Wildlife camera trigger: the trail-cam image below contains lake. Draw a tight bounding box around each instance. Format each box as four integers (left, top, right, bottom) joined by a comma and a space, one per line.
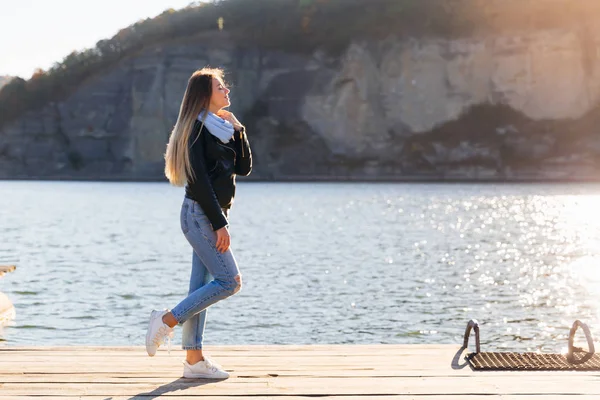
1, 181, 599, 352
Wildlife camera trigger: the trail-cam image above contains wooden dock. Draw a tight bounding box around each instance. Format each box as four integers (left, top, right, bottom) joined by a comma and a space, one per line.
0, 345, 598, 399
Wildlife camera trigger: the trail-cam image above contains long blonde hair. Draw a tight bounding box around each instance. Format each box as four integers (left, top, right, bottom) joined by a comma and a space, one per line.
164, 67, 225, 186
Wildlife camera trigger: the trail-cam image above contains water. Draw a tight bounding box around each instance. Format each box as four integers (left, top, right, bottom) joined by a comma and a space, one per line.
0, 181, 599, 352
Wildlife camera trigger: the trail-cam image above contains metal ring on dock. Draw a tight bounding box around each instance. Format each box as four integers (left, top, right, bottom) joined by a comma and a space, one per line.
568, 320, 595, 361
463, 319, 480, 353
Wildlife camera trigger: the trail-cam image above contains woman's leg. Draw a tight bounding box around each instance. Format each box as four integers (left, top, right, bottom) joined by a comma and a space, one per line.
168, 200, 241, 328
181, 250, 211, 364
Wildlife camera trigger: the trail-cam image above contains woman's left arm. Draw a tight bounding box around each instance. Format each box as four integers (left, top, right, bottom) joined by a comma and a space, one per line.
234, 127, 252, 176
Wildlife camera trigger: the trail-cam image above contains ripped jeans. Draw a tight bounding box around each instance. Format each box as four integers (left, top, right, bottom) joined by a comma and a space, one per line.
171, 196, 242, 350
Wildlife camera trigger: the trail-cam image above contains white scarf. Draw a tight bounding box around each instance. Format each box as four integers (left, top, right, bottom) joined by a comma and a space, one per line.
198, 110, 234, 144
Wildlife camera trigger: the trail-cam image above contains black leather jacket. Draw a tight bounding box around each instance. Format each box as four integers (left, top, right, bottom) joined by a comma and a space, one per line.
184, 119, 252, 230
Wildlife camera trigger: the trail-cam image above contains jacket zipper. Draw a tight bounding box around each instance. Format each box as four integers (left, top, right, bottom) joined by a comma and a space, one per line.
216, 140, 237, 160
240, 131, 245, 157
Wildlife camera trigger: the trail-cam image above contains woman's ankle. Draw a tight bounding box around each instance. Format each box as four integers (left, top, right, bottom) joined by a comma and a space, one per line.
186, 350, 204, 364
186, 355, 205, 364
162, 312, 178, 328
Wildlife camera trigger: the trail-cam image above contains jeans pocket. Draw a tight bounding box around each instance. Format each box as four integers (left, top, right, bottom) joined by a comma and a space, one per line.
181, 203, 190, 234
192, 212, 213, 236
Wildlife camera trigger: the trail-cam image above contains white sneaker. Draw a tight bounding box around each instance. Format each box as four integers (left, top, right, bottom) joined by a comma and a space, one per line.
204, 356, 224, 370
145, 309, 174, 357
183, 358, 230, 379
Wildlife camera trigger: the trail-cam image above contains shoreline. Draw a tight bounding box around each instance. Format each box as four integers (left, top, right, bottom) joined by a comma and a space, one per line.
2, 175, 600, 184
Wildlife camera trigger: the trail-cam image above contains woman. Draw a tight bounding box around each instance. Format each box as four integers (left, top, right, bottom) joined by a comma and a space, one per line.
145, 67, 252, 379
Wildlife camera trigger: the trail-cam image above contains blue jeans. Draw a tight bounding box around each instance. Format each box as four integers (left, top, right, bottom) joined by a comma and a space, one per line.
171, 197, 241, 350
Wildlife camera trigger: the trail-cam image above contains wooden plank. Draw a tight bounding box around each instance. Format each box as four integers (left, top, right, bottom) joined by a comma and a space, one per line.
4, 367, 595, 377
3, 361, 598, 376
0, 344, 455, 352
0, 394, 598, 400
0, 377, 599, 396
1, 367, 598, 379
1, 397, 598, 400
0, 344, 471, 358
0, 374, 598, 384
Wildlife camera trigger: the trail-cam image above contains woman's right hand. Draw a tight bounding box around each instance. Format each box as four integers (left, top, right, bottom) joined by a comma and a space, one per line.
215, 226, 231, 253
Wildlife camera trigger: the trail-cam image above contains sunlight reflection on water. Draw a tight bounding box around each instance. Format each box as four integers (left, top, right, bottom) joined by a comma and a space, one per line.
0, 181, 598, 352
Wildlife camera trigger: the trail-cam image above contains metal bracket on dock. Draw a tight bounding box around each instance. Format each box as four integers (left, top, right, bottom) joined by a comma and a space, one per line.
463, 318, 599, 370
568, 320, 595, 361
463, 319, 480, 353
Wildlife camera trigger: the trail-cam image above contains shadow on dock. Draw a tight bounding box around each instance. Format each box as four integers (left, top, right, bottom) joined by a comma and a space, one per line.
126, 377, 226, 399
451, 346, 472, 370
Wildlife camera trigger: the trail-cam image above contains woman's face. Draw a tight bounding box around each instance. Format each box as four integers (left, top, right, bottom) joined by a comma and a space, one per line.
209, 77, 231, 111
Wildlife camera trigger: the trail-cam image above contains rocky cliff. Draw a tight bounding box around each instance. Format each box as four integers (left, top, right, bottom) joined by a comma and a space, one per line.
2, 27, 600, 181
0, 76, 13, 90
